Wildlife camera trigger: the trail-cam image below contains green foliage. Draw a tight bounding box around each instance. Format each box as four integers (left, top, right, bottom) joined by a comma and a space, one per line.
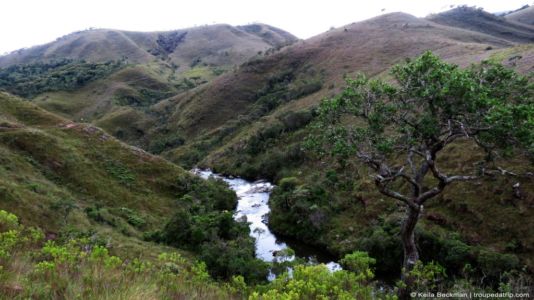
403, 261, 447, 291
113, 87, 175, 107
199, 237, 270, 284
158, 209, 269, 283
269, 182, 331, 244
245, 68, 323, 122
0, 209, 44, 262
0, 59, 123, 98
148, 132, 185, 154
476, 249, 520, 279
278, 177, 299, 192
353, 222, 523, 285
355, 223, 403, 277
340, 251, 376, 278
246, 110, 313, 157
117, 207, 146, 228
309, 51, 533, 162
251, 264, 386, 300
0, 210, 19, 232
0, 209, 241, 299
104, 160, 136, 186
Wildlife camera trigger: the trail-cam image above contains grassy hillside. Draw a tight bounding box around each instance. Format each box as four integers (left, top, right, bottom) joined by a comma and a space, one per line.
0, 25, 297, 68
194, 51, 534, 281
505, 5, 534, 26
141, 13, 534, 285
0, 59, 124, 98
32, 63, 177, 146
0, 92, 276, 286
0, 24, 296, 149
427, 6, 534, 43
151, 12, 519, 160
0, 8, 532, 297
0, 93, 409, 299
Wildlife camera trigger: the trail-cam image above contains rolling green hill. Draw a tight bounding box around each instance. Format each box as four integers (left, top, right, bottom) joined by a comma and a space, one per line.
0, 24, 296, 148
0, 92, 276, 288
0, 94, 396, 299
0, 90, 230, 246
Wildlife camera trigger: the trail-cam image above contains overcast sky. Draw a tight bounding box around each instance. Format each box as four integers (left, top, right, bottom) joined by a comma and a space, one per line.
0, 0, 531, 54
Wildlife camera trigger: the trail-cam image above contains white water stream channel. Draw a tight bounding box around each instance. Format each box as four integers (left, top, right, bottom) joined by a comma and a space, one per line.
193, 169, 341, 278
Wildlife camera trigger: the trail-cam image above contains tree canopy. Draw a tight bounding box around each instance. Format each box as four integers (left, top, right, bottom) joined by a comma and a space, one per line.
309, 51, 533, 209
307, 51, 533, 298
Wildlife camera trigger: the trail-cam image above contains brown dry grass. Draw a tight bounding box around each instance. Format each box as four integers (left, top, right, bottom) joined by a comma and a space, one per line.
155, 12, 521, 139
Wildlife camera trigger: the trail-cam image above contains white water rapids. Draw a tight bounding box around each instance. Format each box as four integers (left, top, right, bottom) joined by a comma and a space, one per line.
193, 169, 341, 276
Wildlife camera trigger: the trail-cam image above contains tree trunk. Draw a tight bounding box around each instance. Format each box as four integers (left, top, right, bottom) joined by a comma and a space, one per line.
398, 206, 420, 300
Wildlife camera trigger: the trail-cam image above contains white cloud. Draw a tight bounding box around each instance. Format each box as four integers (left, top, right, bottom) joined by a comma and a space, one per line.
0, 0, 530, 54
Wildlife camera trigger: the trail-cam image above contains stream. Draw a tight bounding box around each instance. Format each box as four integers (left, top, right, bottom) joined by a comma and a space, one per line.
193, 169, 341, 277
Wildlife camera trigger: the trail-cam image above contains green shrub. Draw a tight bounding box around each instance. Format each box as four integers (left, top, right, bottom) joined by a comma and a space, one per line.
157, 206, 268, 283
0, 210, 19, 232
148, 133, 185, 154
405, 261, 447, 292
251, 264, 380, 299
269, 183, 331, 244
356, 224, 403, 278
0, 59, 123, 98
199, 238, 269, 284
104, 160, 135, 186
476, 249, 520, 279
118, 207, 146, 228
278, 177, 299, 191
340, 251, 376, 277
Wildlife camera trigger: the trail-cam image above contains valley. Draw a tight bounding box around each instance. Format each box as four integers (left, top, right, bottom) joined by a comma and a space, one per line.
0, 4, 533, 299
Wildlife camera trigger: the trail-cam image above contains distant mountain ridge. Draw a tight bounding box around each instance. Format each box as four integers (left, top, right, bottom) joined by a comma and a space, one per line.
0, 23, 298, 68
427, 6, 534, 43
504, 5, 534, 26
152, 11, 523, 141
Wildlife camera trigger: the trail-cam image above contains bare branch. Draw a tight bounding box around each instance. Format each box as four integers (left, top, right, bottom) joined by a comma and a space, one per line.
417, 182, 446, 204
446, 175, 479, 182
373, 175, 419, 210
417, 150, 479, 204
497, 167, 517, 176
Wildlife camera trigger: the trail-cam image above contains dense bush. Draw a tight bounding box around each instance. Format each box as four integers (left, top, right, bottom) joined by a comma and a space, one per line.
169, 174, 237, 211
269, 179, 331, 244
158, 209, 269, 283
0, 59, 123, 98
278, 109, 314, 132
113, 87, 176, 107
247, 68, 323, 120
150, 176, 270, 283
246, 110, 313, 156
251, 252, 383, 300
357, 224, 523, 285
148, 132, 185, 154
199, 237, 270, 283
355, 223, 403, 279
